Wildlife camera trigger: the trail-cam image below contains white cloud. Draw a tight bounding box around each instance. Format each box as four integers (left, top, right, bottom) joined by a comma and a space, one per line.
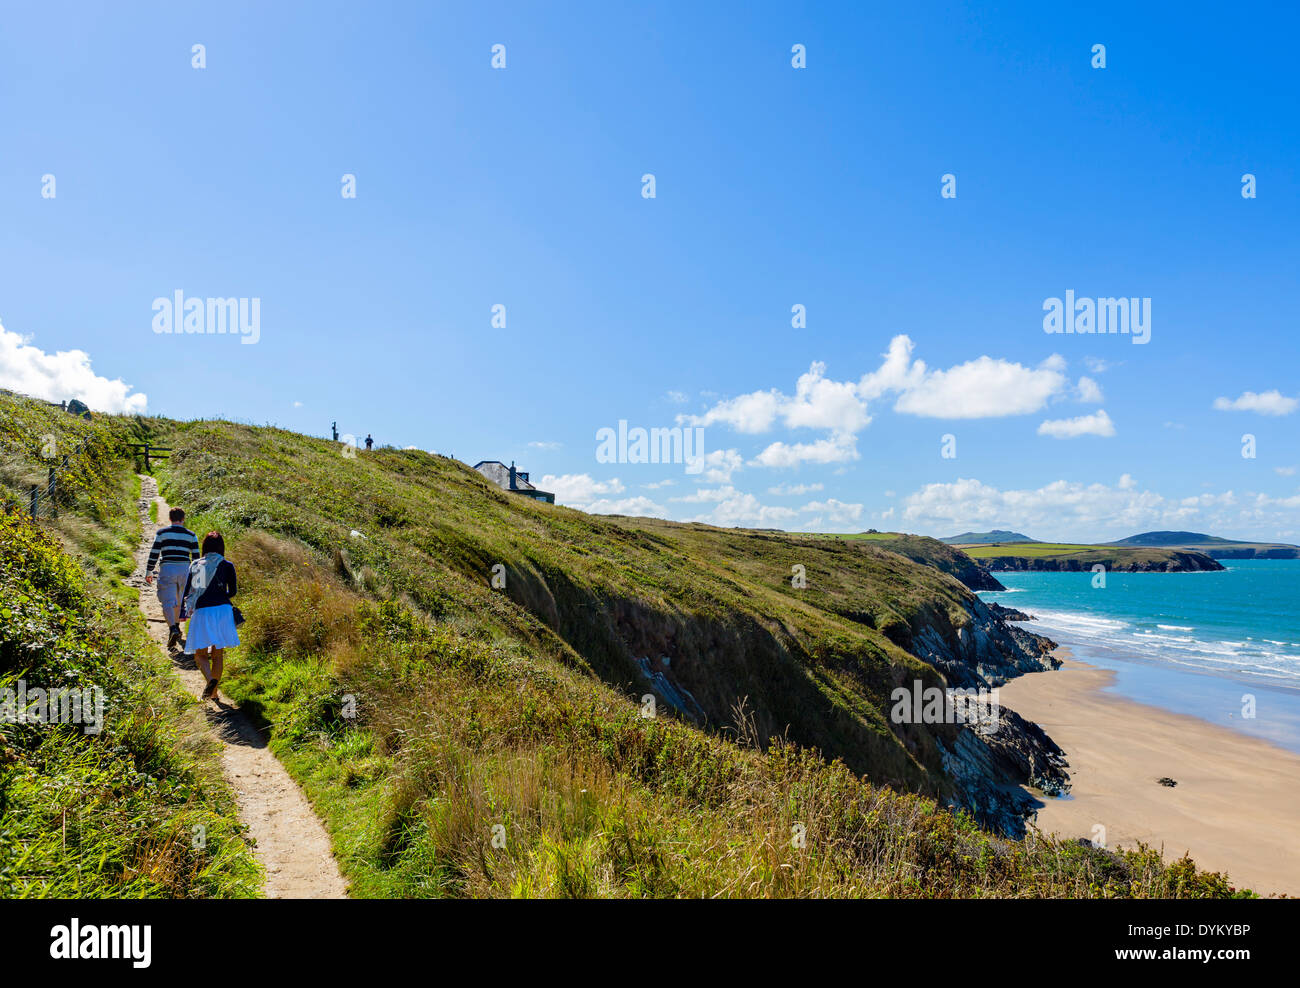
528, 440, 562, 450
1076, 376, 1104, 403
681, 335, 1075, 472
672, 485, 862, 529
679, 363, 871, 437
576, 496, 668, 518
857, 335, 1069, 418
751, 433, 858, 468
1213, 390, 1298, 416
672, 485, 738, 504
891, 352, 1068, 418
292, 400, 303, 408
782, 362, 871, 433
800, 498, 864, 524
664, 390, 689, 404
643, 478, 676, 489
858, 335, 929, 400
1037, 409, 1116, 439
678, 389, 781, 433
1118, 473, 1137, 490
898, 476, 1292, 543
697, 447, 743, 483
1276, 466, 1298, 478
0, 322, 147, 413
539, 474, 624, 503
768, 482, 824, 495
542, 474, 667, 517
689, 492, 798, 528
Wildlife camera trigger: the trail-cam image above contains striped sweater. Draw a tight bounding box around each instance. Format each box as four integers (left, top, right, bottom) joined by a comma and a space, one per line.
146, 525, 200, 572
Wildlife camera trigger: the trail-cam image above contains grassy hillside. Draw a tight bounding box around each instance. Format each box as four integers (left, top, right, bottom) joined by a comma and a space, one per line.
0, 397, 260, 897
1107, 531, 1300, 559
808, 532, 1006, 590
109, 408, 1240, 897
940, 530, 1036, 545
0, 393, 1253, 896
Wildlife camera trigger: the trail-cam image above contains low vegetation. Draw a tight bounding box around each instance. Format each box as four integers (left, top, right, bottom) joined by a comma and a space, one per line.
0, 396, 260, 897
0, 393, 1254, 897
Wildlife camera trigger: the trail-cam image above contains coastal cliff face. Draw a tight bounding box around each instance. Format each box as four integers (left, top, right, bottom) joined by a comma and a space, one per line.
898, 595, 1060, 689
1204, 547, 1300, 559
512, 529, 1067, 836
149, 419, 1072, 839
867, 534, 1008, 591
978, 550, 1224, 573
879, 588, 1069, 834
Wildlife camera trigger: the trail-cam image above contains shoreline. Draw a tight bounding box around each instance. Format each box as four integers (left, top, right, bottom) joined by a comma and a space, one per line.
999, 648, 1300, 897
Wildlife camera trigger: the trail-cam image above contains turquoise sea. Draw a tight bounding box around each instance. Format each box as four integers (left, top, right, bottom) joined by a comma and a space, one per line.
980, 560, 1300, 753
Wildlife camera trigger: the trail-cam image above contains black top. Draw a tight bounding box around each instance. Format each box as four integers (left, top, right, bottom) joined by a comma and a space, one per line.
183, 559, 238, 610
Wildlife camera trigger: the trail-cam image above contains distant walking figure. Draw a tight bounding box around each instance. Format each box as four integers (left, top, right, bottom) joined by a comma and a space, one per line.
181, 531, 240, 700
144, 507, 200, 651
365, 434, 374, 450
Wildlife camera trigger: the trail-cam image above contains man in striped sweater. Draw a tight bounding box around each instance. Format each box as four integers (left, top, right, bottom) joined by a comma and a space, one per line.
145, 507, 201, 650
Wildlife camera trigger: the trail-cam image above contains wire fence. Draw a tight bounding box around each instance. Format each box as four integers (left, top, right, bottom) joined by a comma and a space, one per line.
6, 436, 93, 522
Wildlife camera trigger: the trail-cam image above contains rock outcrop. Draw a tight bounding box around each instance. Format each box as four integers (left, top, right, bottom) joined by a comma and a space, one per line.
978, 550, 1223, 573
884, 591, 1068, 835
891, 596, 1060, 690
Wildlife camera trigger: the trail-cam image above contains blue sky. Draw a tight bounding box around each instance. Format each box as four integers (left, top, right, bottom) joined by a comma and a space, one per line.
2, 1, 1297, 541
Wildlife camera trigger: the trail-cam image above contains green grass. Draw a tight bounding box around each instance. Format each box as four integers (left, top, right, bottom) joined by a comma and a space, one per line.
960, 542, 1219, 569
962, 542, 1112, 558
811, 531, 901, 541
0, 393, 1255, 897
130, 409, 1248, 897
0, 395, 261, 898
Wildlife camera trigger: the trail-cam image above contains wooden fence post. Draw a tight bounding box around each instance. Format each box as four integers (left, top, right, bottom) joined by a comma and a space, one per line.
48, 467, 57, 519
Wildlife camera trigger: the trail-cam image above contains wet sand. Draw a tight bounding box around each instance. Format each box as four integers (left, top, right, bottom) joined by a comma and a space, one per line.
999, 650, 1300, 897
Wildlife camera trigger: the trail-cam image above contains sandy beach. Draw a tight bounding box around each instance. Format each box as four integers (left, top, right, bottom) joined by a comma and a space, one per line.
999, 650, 1300, 897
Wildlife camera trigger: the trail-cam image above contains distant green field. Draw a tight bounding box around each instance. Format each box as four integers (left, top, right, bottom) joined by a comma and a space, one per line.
959, 542, 1108, 558
958, 542, 1223, 571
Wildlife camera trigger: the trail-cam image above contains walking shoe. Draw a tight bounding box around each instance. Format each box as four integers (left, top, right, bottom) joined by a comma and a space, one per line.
167, 626, 181, 650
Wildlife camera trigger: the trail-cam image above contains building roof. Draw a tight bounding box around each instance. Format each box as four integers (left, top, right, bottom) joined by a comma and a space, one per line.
472, 460, 552, 499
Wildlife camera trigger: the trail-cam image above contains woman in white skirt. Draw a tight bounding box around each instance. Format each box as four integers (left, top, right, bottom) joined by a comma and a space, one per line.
181, 531, 240, 700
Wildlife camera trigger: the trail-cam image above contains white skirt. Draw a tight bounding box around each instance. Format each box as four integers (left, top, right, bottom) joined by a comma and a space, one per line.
187, 604, 240, 651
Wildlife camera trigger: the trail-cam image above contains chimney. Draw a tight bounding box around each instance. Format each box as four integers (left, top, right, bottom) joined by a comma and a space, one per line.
509, 461, 516, 489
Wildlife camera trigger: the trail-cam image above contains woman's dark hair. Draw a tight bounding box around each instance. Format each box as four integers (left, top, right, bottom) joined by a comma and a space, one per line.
201, 531, 225, 556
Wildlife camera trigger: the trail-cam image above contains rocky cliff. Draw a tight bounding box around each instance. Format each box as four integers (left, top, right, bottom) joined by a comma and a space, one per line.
1203, 547, 1300, 559
869, 534, 1007, 590
978, 550, 1224, 573
881, 588, 1069, 833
